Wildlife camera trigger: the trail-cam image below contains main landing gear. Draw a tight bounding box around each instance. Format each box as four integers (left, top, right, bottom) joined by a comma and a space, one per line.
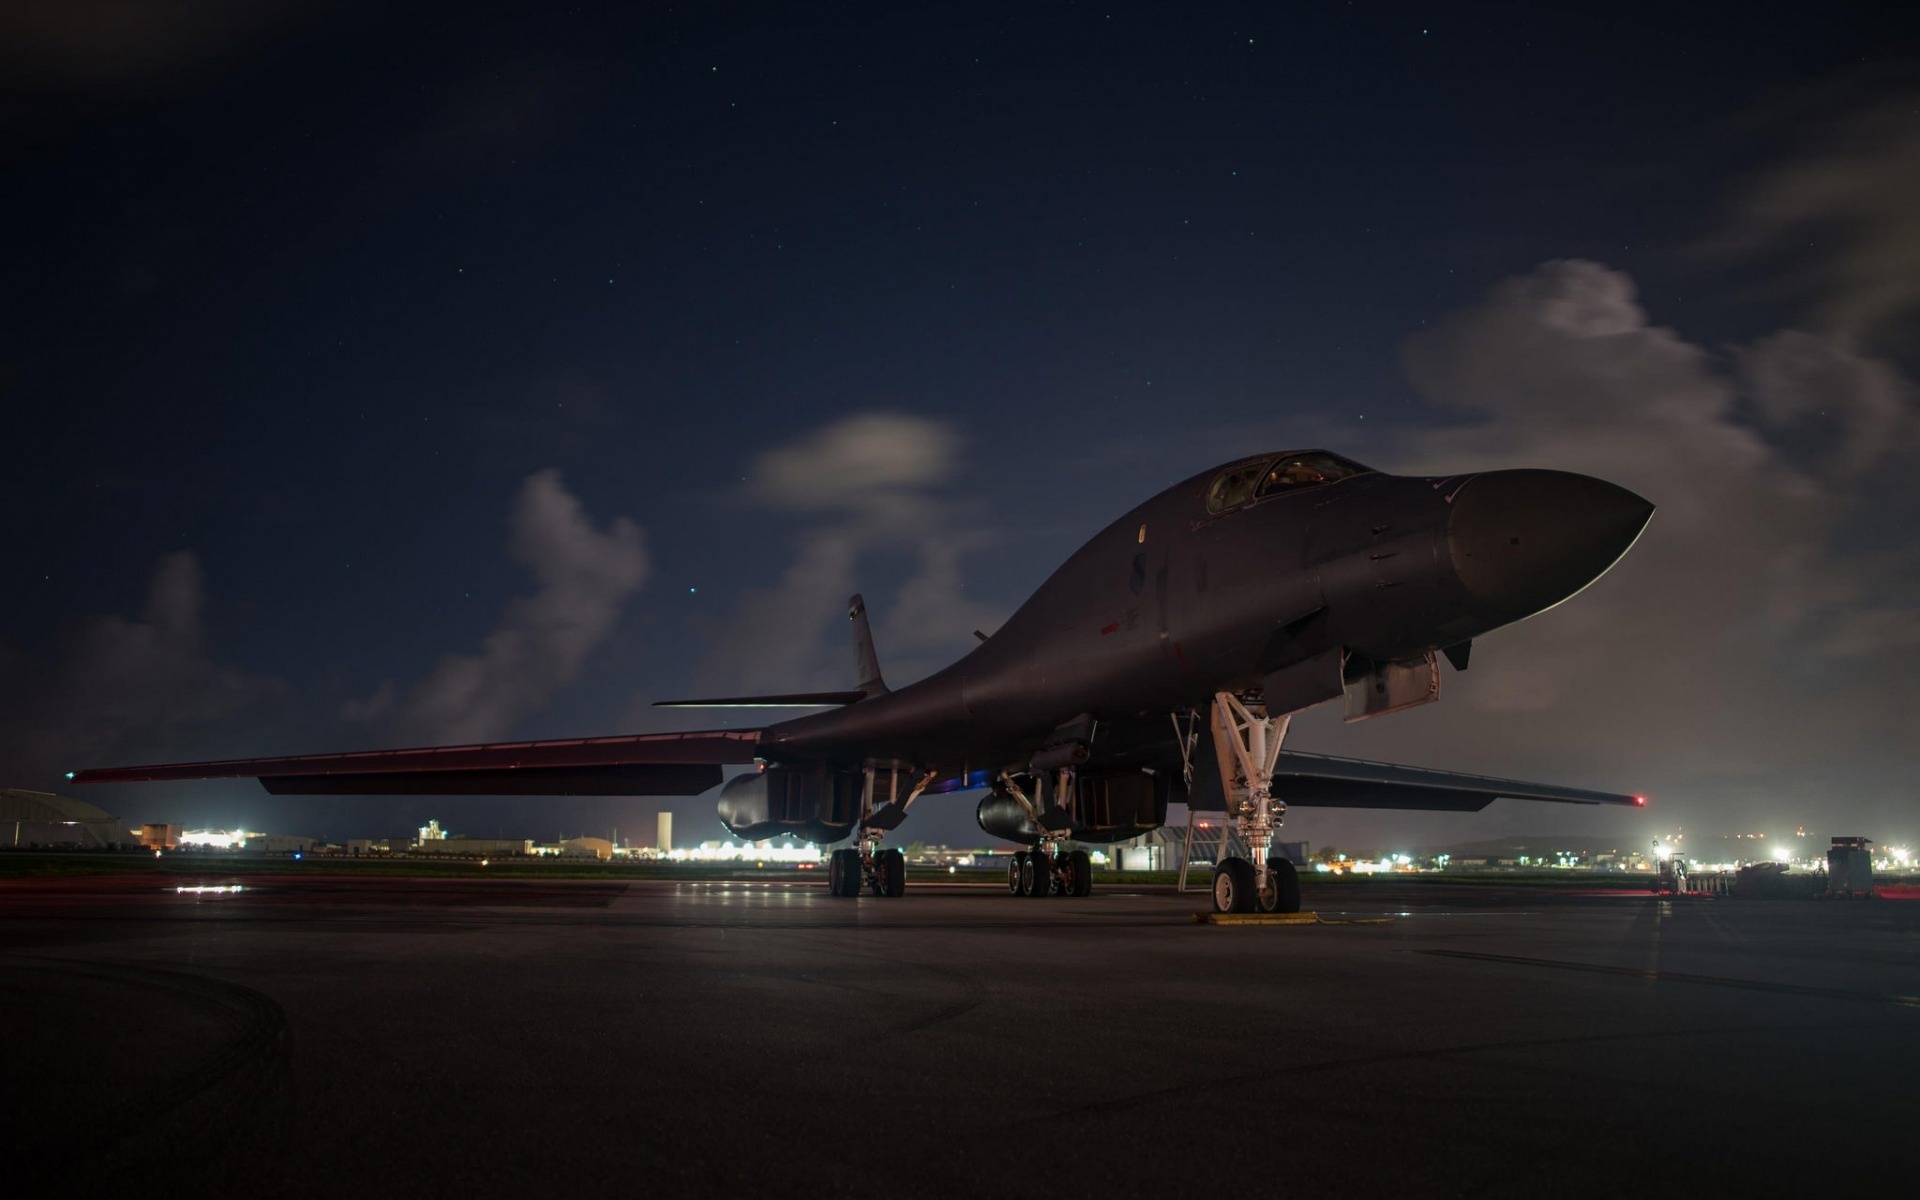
829, 845, 903, 897
1006, 845, 1094, 898
1205, 691, 1304, 915
828, 764, 935, 899
993, 768, 1095, 899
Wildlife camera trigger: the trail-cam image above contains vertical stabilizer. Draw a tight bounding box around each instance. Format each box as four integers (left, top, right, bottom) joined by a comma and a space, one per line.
849, 594, 890, 697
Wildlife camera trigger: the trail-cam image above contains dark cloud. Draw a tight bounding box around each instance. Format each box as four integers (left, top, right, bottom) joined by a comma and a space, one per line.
0, 552, 280, 784
0, 1, 320, 89
0, 0, 331, 155
348, 469, 648, 744
1710, 81, 1920, 347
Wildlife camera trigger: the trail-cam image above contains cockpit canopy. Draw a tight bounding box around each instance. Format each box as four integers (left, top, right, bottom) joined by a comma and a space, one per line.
1204, 450, 1374, 514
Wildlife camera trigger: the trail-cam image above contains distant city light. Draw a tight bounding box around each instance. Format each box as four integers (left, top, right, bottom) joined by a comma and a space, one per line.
660, 841, 823, 864
180, 829, 253, 850
175, 885, 244, 895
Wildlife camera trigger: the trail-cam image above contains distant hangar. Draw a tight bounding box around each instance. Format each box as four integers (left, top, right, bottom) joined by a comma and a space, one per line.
1, 789, 130, 849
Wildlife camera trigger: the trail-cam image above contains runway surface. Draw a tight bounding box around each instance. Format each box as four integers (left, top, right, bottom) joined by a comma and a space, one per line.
5, 873, 1916, 1198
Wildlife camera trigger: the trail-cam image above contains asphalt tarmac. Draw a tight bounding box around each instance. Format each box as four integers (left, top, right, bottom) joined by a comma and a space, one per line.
4, 872, 1916, 1199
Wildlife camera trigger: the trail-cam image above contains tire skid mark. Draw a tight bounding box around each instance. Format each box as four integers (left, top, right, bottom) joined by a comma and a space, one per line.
1006, 1016, 1880, 1131
2, 955, 291, 1159
1416, 947, 1920, 1008
766, 927, 989, 1040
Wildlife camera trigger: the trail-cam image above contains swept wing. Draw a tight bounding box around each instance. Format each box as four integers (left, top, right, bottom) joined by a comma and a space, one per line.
1179, 746, 1641, 813
71, 729, 760, 797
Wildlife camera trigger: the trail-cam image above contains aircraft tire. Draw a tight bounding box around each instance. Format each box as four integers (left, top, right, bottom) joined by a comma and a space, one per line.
1051, 852, 1073, 898
829, 848, 860, 897
1212, 857, 1255, 914
1021, 852, 1050, 898
1258, 858, 1301, 913
1066, 849, 1093, 897
1008, 852, 1028, 895
879, 848, 906, 897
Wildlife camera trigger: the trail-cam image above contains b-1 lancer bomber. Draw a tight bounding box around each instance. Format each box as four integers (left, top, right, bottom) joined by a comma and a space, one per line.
78, 450, 1654, 913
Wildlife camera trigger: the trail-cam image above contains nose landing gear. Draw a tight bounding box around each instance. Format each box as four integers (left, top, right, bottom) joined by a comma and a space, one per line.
1206, 692, 1303, 915
1211, 855, 1301, 914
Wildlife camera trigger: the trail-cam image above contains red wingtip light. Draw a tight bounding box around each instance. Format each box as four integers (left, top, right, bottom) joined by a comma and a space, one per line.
1633, 795, 1646, 806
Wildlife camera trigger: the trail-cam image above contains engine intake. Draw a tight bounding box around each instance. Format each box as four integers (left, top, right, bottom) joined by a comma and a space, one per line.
717, 765, 862, 844
976, 770, 1169, 846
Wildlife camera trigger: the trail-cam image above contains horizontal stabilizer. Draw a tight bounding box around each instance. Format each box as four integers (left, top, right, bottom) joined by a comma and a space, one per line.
652, 691, 869, 708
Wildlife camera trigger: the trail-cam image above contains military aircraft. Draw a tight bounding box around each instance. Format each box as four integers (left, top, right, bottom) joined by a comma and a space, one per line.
76, 449, 1653, 913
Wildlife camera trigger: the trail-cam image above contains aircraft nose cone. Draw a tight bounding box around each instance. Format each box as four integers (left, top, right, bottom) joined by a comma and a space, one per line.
1447, 469, 1654, 622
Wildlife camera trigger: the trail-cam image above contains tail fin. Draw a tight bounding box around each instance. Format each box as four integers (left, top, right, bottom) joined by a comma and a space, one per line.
849, 594, 889, 697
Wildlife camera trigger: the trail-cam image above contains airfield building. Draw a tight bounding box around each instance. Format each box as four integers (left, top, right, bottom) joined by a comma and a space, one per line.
1, 789, 130, 848
416, 837, 532, 857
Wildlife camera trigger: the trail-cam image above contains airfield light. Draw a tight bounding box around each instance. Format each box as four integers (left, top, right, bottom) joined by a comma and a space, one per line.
1772, 847, 1791, 864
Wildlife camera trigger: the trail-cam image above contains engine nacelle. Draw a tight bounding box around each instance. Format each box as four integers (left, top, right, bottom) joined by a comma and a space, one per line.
717, 765, 862, 844
976, 770, 1169, 846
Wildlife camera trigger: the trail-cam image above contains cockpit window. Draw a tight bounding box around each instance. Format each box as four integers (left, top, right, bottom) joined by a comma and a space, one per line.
1204, 462, 1270, 513
1254, 452, 1371, 496
1204, 451, 1373, 514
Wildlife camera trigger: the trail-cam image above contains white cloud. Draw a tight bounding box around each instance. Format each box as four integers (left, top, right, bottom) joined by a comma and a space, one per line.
754, 412, 960, 514
351, 469, 649, 744
696, 412, 1000, 693
1303, 261, 1920, 815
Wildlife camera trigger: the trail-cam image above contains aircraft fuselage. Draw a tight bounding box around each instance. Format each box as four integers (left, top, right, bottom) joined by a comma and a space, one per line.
760, 455, 1652, 773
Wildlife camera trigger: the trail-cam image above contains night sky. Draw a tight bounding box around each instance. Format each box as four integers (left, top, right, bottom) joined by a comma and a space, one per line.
8, 2, 1918, 852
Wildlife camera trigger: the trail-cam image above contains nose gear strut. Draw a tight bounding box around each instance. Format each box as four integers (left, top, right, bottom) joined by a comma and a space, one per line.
1207, 691, 1302, 914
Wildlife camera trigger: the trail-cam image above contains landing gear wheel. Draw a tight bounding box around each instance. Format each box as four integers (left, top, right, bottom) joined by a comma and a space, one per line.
1021, 851, 1052, 897
829, 848, 861, 897
878, 847, 906, 897
1063, 849, 1093, 898
1008, 851, 1028, 895
1212, 856, 1255, 914
1256, 858, 1301, 913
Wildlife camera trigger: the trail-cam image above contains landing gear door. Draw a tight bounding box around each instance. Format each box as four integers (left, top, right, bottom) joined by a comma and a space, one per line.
1342, 651, 1439, 722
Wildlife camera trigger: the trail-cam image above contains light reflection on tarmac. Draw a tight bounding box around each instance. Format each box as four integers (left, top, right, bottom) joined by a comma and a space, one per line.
4, 873, 1916, 1198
